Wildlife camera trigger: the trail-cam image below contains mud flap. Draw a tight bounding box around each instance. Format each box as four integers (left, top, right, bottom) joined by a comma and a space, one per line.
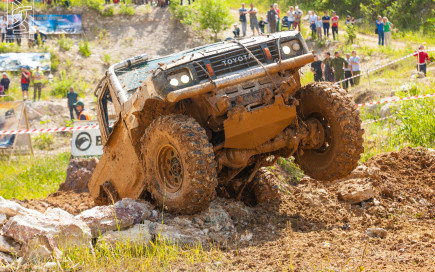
224, 95, 297, 149
88, 120, 146, 200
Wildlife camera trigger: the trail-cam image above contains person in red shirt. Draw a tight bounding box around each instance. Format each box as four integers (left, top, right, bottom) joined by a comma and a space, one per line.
331, 11, 339, 40
413, 45, 430, 76
20, 66, 31, 101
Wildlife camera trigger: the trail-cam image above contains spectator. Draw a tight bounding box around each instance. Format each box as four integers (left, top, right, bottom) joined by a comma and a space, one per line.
1, 16, 7, 43
293, 6, 303, 32
74, 101, 92, 121
351, 17, 356, 25
345, 15, 351, 25
349, 50, 361, 85
376, 15, 384, 46
413, 45, 430, 77
322, 52, 334, 82
266, 5, 277, 34
33, 66, 43, 101
21, 66, 31, 101
331, 11, 339, 40
287, 6, 295, 30
34, 29, 47, 46
6, 20, 13, 43
311, 54, 323, 82
249, 3, 260, 36
274, 3, 280, 32
309, 11, 317, 39
316, 15, 323, 40
13, 18, 21, 47
1, 73, 9, 94
343, 53, 354, 89
67, 87, 78, 120
239, 3, 248, 37
383, 17, 393, 47
105, 0, 110, 4
259, 16, 266, 34
233, 24, 240, 38
331, 51, 348, 88
322, 11, 330, 38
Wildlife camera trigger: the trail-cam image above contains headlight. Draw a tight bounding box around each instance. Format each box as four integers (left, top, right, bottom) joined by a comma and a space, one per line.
291, 42, 301, 51
282, 45, 291, 55
168, 68, 192, 87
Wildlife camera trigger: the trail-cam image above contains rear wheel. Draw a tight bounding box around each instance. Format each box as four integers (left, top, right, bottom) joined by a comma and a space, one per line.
141, 114, 218, 214
295, 82, 364, 181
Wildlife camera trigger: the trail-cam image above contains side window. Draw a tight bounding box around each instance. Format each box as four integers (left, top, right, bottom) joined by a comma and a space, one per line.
97, 82, 117, 143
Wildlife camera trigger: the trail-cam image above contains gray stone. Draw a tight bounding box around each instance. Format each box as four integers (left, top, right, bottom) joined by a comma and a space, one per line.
75, 198, 153, 237
366, 228, 387, 239
99, 224, 152, 248
0, 214, 6, 226
0, 252, 14, 265
338, 179, 376, 204
0, 235, 20, 255
2, 207, 91, 261
147, 221, 207, 246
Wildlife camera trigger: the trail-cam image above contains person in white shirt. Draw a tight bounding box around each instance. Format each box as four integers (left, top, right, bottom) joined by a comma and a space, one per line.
349, 50, 361, 85
248, 3, 260, 36
287, 6, 295, 30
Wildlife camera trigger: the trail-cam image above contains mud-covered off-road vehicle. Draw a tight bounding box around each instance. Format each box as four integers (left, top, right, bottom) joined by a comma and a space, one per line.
89, 31, 364, 214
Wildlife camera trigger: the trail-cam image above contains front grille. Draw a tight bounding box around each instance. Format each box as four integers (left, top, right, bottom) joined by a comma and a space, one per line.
193, 40, 279, 82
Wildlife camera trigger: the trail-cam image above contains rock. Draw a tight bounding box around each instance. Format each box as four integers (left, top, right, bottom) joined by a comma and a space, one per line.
99, 224, 152, 248
366, 228, 387, 239
2, 208, 91, 260
147, 221, 207, 246
58, 158, 99, 193
0, 252, 14, 265
0, 197, 43, 218
75, 198, 153, 237
338, 179, 376, 204
379, 103, 395, 118
0, 214, 6, 226
194, 201, 234, 233
252, 170, 281, 203
0, 235, 20, 255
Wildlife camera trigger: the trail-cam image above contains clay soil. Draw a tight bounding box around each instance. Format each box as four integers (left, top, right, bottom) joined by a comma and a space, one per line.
19, 147, 435, 271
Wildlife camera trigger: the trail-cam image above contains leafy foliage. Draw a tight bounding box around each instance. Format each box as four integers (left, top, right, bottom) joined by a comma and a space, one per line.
57, 34, 73, 51
197, 0, 232, 41
33, 133, 55, 150
345, 24, 356, 44
119, 4, 135, 16
79, 40, 91, 57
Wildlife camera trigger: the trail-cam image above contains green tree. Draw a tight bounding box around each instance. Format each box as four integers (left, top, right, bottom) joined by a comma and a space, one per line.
198, 0, 232, 41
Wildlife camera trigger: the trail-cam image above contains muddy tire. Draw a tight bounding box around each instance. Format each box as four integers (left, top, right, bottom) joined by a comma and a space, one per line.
141, 114, 218, 214
295, 82, 364, 181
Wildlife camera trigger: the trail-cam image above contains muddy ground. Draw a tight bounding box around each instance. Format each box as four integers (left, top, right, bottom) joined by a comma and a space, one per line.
13, 147, 435, 271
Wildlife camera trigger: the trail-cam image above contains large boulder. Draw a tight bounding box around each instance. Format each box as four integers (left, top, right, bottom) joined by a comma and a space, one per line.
75, 198, 153, 238
58, 158, 99, 193
337, 179, 376, 204
0, 214, 6, 226
99, 224, 152, 248
0, 197, 43, 218
2, 207, 91, 261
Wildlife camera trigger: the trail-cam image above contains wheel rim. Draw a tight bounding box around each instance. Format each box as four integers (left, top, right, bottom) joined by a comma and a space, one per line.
157, 144, 184, 193
306, 113, 332, 153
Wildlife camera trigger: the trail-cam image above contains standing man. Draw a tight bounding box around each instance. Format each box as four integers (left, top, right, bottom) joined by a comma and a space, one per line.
67, 87, 79, 120
322, 11, 330, 39
331, 51, 348, 88
349, 50, 361, 85
311, 55, 323, 82
331, 11, 339, 40
266, 5, 277, 34
249, 3, 260, 36
293, 6, 303, 32
239, 3, 248, 37
1, 73, 10, 93
287, 6, 295, 30
343, 53, 354, 90
413, 45, 430, 77
376, 16, 384, 46
322, 52, 334, 82
21, 66, 31, 101
33, 66, 43, 101
74, 101, 92, 121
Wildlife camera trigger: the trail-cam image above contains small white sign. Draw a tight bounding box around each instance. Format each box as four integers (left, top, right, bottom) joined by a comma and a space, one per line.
71, 121, 103, 157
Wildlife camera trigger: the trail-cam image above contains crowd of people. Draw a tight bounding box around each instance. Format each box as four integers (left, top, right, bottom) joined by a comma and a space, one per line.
310, 50, 361, 90
1, 17, 47, 47
0, 66, 47, 101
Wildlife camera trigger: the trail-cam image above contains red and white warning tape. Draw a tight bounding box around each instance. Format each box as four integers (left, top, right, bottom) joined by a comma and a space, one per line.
0, 125, 100, 135
335, 49, 434, 85
356, 93, 435, 107
361, 116, 392, 125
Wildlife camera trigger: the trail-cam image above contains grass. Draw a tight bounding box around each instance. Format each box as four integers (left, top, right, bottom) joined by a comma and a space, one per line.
0, 152, 70, 200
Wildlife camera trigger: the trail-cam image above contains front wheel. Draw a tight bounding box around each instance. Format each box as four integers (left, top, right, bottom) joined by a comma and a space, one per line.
141, 114, 218, 214
295, 82, 364, 181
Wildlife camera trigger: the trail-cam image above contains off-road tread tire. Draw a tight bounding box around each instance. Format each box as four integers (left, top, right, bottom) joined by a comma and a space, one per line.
141, 114, 218, 214
295, 82, 364, 181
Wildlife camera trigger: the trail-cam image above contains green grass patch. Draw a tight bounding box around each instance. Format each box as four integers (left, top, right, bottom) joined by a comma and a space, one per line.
0, 152, 70, 200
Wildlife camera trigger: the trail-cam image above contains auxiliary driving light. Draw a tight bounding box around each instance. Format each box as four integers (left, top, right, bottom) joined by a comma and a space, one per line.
282, 45, 291, 55
169, 78, 179, 86
180, 74, 190, 84
291, 42, 301, 51
168, 68, 192, 88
